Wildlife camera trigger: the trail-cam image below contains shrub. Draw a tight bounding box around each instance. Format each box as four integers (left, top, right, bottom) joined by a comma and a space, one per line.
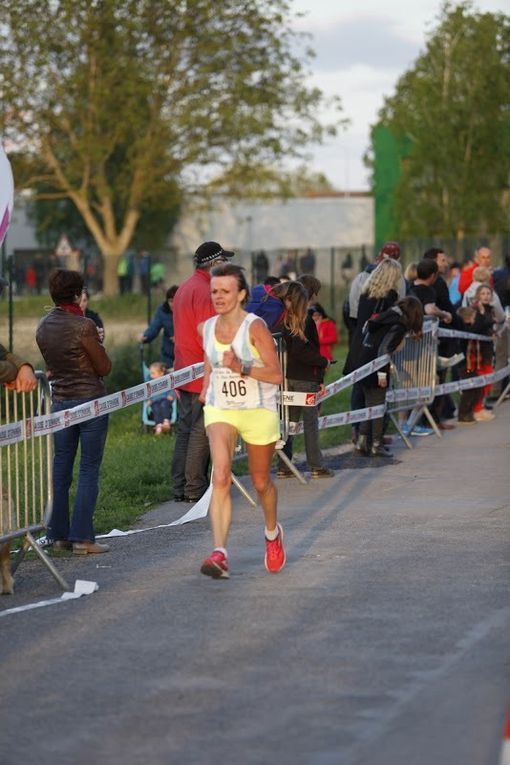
107, 343, 144, 392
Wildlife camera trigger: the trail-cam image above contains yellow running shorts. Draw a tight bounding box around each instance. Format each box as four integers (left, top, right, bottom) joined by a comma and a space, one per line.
204, 405, 280, 446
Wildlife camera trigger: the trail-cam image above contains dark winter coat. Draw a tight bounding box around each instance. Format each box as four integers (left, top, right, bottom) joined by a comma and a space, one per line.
346, 306, 408, 388
343, 290, 398, 376
284, 315, 328, 383
143, 302, 175, 368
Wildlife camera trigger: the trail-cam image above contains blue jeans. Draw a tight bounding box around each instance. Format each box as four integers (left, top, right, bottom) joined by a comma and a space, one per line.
171, 391, 210, 498
151, 398, 172, 425
49, 399, 109, 542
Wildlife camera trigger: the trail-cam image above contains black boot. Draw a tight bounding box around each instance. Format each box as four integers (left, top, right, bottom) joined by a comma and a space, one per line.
370, 440, 392, 458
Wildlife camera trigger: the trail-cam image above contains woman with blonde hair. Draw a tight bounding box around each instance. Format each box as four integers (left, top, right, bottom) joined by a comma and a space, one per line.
362, 257, 403, 301
404, 262, 418, 294
344, 258, 403, 447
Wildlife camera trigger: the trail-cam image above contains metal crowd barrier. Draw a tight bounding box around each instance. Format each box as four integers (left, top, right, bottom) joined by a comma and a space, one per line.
0, 373, 69, 594
386, 319, 441, 447
273, 333, 308, 483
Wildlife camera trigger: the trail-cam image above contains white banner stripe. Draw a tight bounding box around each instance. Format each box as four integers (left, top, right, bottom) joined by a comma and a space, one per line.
0, 579, 98, 618
438, 328, 494, 341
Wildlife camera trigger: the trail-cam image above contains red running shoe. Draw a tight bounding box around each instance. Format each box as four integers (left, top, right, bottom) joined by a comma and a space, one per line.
264, 523, 286, 574
200, 550, 229, 579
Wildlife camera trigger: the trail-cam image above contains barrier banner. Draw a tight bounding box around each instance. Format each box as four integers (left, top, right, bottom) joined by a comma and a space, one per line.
438, 328, 495, 342
0, 362, 204, 446
386, 386, 433, 403
0, 349, 507, 446
282, 355, 391, 408
434, 363, 510, 396
289, 404, 386, 435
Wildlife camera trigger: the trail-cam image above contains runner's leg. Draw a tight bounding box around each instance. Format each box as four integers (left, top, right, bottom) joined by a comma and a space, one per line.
206, 422, 237, 549
246, 442, 278, 531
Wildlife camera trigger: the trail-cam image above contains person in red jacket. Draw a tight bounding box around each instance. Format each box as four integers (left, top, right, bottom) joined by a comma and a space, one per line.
458, 246, 492, 295
311, 303, 338, 362
171, 241, 235, 502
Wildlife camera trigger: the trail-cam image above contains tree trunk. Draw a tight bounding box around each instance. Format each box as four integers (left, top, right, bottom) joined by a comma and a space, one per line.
455, 228, 465, 261
102, 250, 123, 296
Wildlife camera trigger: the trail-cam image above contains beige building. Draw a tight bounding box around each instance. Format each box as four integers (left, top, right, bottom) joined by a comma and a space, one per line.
169, 193, 375, 284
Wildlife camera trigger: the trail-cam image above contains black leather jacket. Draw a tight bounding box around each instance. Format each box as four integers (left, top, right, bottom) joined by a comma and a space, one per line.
36, 308, 111, 400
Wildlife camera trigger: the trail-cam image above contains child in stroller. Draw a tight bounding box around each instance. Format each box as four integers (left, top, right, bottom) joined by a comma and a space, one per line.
144, 360, 176, 435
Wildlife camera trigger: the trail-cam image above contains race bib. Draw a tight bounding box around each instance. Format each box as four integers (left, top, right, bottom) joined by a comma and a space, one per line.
212, 367, 258, 409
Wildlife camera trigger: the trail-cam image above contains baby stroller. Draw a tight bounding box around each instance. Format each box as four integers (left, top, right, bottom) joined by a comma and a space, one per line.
139, 344, 177, 433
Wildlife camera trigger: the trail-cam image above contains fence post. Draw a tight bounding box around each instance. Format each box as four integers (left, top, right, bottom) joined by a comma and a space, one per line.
330, 247, 336, 321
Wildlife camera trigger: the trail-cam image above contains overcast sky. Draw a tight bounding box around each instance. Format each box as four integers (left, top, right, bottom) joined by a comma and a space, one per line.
291, 0, 509, 191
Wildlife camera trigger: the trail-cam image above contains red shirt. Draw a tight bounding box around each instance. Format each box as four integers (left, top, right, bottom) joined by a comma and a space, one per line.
458, 261, 493, 295
316, 318, 338, 361
458, 262, 477, 295
172, 269, 215, 393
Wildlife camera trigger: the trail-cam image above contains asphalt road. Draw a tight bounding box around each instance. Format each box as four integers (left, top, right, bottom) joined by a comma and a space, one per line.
2, 404, 510, 765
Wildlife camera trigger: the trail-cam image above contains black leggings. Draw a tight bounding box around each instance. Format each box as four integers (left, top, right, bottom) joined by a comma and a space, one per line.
360, 384, 386, 443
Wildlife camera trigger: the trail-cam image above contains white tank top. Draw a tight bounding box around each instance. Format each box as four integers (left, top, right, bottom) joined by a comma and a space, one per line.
203, 313, 278, 411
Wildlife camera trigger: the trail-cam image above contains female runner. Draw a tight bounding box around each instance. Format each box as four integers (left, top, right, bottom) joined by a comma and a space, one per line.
198, 263, 285, 579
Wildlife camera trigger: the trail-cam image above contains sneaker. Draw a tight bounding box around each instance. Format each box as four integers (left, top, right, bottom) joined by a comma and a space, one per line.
200, 550, 229, 579
310, 467, 335, 478
400, 422, 410, 436
410, 424, 434, 436
265, 523, 286, 574
473, 409, 495, 422
276, 468, 293, 479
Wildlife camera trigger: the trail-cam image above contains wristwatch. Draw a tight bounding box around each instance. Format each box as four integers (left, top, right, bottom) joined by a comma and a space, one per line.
240, 361, 252, 378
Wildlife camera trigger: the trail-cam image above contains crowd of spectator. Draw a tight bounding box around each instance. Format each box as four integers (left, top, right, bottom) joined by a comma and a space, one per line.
2, 239, 509, 578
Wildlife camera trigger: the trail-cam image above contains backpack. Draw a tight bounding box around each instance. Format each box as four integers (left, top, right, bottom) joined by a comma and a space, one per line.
246, 284, 286, 331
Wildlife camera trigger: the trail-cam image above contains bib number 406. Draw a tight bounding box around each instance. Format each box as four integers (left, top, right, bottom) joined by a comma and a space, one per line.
222, 379, 247, 398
